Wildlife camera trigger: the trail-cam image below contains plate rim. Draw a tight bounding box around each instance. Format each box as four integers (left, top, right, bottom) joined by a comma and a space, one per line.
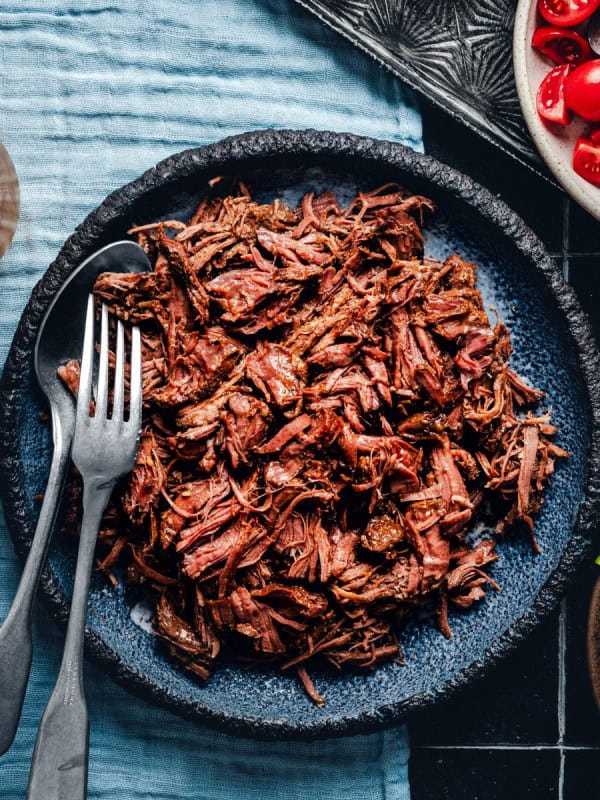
1, 128, 600, 739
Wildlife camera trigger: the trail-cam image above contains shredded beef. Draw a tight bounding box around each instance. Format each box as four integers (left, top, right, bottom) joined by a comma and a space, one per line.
64, 180, 567, 704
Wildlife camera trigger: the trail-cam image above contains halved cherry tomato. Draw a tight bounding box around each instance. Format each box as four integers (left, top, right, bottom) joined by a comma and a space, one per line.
538, 0, 600, 27
564, 59, 600, 121
536, 63, 574, 124
532, 27, 593, 65
573, 135, 600, 184
590, 128, 600, 144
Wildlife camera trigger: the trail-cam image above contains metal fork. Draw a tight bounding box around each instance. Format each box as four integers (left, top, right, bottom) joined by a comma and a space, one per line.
26, 297, 142, 800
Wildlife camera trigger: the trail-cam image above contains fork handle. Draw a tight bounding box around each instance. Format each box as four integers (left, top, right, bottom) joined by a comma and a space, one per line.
27, 481, 113, 800
0, 418, 71, 756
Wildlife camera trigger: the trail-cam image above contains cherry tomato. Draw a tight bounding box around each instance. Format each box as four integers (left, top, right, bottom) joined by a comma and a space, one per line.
538, 0, 600, 27
536, 63, 574, 124
573, 135, 600, 184
532, 27, 593, 65
564, 60, 600, 121
590, 128, 600, 144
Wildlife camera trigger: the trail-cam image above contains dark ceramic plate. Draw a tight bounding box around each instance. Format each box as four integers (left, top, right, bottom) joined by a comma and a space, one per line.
293, 0, 546, 177
1, 130, 599, 740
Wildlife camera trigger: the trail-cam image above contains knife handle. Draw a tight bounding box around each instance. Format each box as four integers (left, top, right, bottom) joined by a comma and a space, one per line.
0, 429, 70, 756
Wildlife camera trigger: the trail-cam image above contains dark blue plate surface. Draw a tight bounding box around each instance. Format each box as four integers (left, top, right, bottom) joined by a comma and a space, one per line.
1, 130, 599, 739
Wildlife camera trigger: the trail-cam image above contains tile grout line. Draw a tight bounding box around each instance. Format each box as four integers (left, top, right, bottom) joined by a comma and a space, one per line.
549, 252, 600, 259
559, 199, 569, 800
414, 744, 598, 751
562, 198, 570, 283
558, 597, 568, 800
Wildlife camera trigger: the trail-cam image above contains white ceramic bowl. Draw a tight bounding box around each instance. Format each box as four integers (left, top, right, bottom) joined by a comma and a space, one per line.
513, 0, 600, 221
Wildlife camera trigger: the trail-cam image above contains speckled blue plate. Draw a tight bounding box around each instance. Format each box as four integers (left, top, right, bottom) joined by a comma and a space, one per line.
1, 130, 599, 740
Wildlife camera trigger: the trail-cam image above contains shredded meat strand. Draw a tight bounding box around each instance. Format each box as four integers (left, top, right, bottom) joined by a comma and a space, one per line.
63, 180, 567, 704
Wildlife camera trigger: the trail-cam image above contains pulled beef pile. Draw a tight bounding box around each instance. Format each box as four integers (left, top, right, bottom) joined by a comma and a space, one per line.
69, 181, 567, 704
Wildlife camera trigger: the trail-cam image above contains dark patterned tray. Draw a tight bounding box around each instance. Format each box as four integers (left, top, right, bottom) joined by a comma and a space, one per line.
294, 0, 543, 174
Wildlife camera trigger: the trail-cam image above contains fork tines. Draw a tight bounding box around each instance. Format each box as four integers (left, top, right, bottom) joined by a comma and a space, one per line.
77, 295, 142, 426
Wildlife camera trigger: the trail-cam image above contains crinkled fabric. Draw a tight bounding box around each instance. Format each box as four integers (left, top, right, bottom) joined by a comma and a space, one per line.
0, 1, 420, 797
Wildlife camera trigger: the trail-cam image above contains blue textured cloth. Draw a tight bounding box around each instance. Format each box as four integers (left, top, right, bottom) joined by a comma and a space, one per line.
0, 1, 421, 798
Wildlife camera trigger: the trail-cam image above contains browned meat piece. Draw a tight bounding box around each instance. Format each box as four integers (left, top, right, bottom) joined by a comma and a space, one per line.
151, 327, 243, 408
129, 547, 177, 587
189, 327, 245, 376
57, 359, 80, 397
455, 327, 495, 386
423, 293, 471, 324
223, 392, 271, 467
420, 525, 451, 591
361, 514, 405, 553
430, 435, 471, 529
256, 227, 329, 267
176, 384, 238, 440
159, 235, 210, 323
508, 368, 546, 407
306, 341, 361, 369
209, 586, 286, 655
160, 495, 195, 550
445, 541, 500, 609
245, 341, 307, 410
263, 454, 304, 489
284, 512, 332, 584
389, 308, 444, 405
94, 271, 168, 324
235, 288, 303, 334
151, 370, 209, 408
332, 555, 421, 605
183, 517, 270, 581
397, 411, 445, 441
122, 429, 166, 525
304, 365, 380, 413
80, 180, 566, 706
329, 529, 359, 577
444, 254, 477, 289
517, 424, 540, 524
176, 500, 240, 552
362, 346, 392, 405
154, 594, 213, 680
206, 268, 274, 321
160, 466, 233, 550
252, 583, 328, 619
255, 413, 312, 454
338, 425, 420, 489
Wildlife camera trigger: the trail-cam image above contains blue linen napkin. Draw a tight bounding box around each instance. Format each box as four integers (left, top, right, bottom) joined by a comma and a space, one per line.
0, 1, 421, 797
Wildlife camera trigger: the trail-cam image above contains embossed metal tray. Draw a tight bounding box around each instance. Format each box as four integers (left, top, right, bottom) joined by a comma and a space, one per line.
294, 0, 544, 175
